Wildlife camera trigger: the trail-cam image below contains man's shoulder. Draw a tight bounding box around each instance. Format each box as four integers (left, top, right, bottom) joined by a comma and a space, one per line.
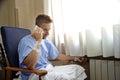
19, 35, 35, 46
20, 35, 33, 43
43, 38, 52, 43
21, 35, 31, 40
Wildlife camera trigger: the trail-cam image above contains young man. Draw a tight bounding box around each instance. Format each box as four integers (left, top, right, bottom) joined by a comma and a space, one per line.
18, 14, 87, 80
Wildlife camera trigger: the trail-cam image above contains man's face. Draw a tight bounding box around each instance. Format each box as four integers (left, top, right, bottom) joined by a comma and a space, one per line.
40, 23, 51, 39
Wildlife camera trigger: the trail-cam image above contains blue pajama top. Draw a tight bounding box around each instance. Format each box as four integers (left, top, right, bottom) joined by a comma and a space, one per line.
18, 35, 59, 80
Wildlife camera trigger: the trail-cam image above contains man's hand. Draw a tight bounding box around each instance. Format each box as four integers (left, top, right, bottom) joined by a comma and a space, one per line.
74, 56, 87, 62
33, 27, 44, 41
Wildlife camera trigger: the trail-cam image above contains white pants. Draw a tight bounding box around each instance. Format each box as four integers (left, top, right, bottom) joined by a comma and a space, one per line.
28, 64, 87, 80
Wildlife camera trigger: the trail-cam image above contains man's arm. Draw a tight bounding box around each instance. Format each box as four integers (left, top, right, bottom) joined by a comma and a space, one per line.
23, 50, 39, 69
23, 41, 40, 69
56, 53, 73, 61
56, 53, 86, 62
23, 27, 43, 69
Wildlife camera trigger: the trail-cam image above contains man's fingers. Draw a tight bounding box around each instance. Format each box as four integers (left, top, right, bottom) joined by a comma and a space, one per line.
76, 58, 82, 62
77, 57, 88, 62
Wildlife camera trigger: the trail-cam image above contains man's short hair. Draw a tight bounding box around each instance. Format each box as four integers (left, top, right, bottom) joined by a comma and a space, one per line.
35, 14, 52, 26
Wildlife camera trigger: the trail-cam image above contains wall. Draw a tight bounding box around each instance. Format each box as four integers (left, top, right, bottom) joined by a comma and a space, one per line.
0, 0, 44, 30
15, 0, 44, 30
0, 0, 16, 27
0, 0, 45, 42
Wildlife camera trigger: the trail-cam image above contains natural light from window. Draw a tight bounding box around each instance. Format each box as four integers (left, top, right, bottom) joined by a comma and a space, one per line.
47, 0, 120, 57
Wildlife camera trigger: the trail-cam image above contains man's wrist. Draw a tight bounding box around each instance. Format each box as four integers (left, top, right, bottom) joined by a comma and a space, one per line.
36, 41, 41, 45
33, 41, 40, 52
33, 47, 39, 52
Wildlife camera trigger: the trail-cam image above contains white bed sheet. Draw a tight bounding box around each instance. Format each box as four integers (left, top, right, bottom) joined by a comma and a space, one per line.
29, 64, 87, 80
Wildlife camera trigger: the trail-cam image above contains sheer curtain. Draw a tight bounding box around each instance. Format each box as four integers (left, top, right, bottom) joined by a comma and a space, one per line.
47, 0, 120, 58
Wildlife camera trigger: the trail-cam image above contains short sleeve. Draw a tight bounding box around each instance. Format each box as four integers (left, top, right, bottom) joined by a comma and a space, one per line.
18, 36, 34, 64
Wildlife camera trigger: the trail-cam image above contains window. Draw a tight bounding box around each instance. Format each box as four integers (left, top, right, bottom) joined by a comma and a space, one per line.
46, 0, 120, 58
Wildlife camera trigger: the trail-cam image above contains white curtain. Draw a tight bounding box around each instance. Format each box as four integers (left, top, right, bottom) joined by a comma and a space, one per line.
47, 0, 120, 58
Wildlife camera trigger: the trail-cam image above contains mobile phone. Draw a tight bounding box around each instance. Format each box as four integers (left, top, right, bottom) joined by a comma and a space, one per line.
34, 25, 44, 34
34, 25, 39, 30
